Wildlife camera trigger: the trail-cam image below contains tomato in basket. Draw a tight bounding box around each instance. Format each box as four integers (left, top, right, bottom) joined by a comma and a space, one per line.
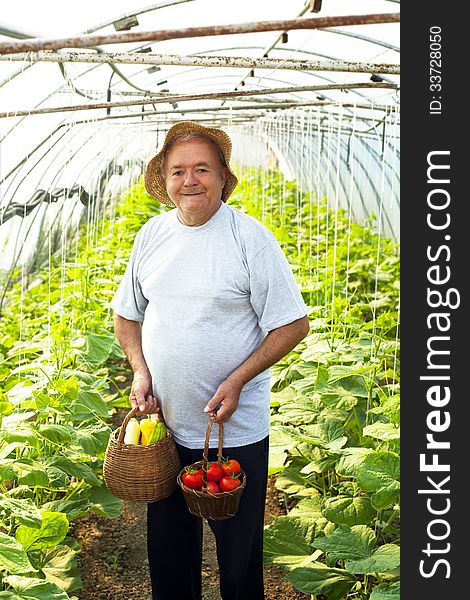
219, 474, 242, 492
182, 467, 203, 490
205, 462, 224, 482
205, 481, 221, 494
221, 458, 241, 477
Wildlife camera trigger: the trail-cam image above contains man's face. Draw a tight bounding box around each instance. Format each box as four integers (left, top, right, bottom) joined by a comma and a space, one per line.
164, 138, 228, 224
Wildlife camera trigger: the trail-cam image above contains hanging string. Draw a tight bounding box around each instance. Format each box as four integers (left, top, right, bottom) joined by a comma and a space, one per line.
305, 110, 314, 304
315, 108, 322, 308
345, 104, 357, 301
329, 103, 343, 342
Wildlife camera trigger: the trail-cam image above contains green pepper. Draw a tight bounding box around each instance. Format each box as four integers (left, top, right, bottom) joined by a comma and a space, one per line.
147, 421, 167, 444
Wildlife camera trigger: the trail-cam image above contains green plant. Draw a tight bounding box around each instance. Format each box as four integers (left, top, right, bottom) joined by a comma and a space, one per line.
231, 169, 400, 599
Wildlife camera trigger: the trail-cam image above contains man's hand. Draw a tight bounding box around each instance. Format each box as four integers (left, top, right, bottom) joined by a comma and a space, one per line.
129, 371, 160, 416
203, 316, 309, 424
204, 378, 243, 424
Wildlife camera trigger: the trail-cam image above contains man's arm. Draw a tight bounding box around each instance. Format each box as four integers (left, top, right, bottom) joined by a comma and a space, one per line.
113, 313, 159, 415
204, 314, 310, 423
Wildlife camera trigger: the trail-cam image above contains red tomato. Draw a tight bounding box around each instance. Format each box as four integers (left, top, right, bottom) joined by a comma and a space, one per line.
221, 458, 241, 477
219, 474, 242, 492
205, 481, 221, 494
205, 462, 224, 482
182, 467, 203, 490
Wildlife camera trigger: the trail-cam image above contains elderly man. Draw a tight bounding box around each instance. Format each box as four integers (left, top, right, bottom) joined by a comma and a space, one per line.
111, 121, 309, 600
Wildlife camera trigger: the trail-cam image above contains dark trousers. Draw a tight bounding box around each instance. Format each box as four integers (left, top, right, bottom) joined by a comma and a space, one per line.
147, 436, 269, 600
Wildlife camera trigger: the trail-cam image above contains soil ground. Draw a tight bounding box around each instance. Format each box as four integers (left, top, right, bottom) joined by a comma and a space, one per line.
71, 477, 309, 600
71, 410, 310, 600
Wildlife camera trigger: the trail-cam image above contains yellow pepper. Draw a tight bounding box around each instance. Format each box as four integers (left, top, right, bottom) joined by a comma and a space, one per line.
140, 417, 157, 446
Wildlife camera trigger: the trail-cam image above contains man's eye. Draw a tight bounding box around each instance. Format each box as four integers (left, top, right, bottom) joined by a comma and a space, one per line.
196, 168, 208, 173
172, 171, 183, 176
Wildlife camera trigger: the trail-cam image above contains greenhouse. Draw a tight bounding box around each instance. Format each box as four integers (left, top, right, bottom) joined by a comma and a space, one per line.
0, 2, 400, 599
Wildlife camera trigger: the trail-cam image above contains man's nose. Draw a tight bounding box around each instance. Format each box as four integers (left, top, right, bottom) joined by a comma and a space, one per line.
183, 170, 198, 186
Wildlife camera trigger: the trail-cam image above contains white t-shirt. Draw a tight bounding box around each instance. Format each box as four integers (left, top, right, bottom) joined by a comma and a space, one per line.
111, 201, 307, 448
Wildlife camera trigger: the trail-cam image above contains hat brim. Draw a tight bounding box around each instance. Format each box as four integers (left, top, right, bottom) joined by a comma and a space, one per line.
144, 121, 238, 206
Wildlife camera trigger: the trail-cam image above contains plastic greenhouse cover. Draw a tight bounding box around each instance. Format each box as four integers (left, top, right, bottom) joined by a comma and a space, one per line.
0, 0, 399, 272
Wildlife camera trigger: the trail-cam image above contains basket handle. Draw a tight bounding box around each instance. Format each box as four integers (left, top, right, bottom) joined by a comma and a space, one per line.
201, 414, 223, 486
117, 408, 137, 445
116, 406, 167, 446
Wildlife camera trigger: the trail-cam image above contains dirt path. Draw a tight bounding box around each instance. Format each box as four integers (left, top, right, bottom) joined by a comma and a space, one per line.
71, 475, 309, 600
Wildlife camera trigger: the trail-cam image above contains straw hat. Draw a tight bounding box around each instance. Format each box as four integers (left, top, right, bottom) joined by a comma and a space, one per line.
144, 121, 238, 206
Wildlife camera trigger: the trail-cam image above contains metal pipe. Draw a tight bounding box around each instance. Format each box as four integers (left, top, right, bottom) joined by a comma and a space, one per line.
0, 13, 400, 55
82, 0, 196, 34
0, 82, 398, 119
1, 50, 400, 75
321, 27, 399, 53
131, 101, 397, 115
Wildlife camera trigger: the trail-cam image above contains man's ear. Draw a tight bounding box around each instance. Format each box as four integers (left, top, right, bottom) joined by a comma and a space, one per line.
221, 167, 229, 186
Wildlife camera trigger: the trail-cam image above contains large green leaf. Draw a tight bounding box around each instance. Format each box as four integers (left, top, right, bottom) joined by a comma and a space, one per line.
370, 394, 400, 425
6, 382, 43, 406
45, 457, 101, 486
276, 394, 322, 425
80, 331, 115, 367
0, 496, 42, 527
287, 563, 356, 600
41, 499, 92, 521
15, 512, 69, 552
288, 496, 333, 537
0, 399, 15, 416
320, 394, 359, 411
316, 366, 369, 398
267, 427, 298, 475
370, 581, 401, 599
35, 425, 73, 446
72, 424, 112, 456
0, 576, 70, 600
356, 451, 400, 509
290, 376, 317, 397
312, 525, 376, 562
362, 422, 400, 441
0, 460, 49, 487
264, 516, 315, 557
70, 386, 109, 420
299, 340, 340, 365
336, 447, 373, 477
39, 538, 82, 592
270, 552, 320, 570
300, 446, 339, 475
0, 426, 39, 449
272, 421, 347, 451
87, 485, 123, 518
346, 543, 400, 574
274, 457, 312, 495
0, 532, 35, 574
270, 386, 299, 407
44, 467, 67, 489
264, 497, 337, 572
52, 378, 79, 403
323, 495, 377, 526
298, 421, 348, 452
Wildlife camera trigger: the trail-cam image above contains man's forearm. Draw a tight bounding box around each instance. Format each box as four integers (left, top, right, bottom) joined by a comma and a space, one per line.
113, 313, 150, 376
114, 313, 159, 413
227, 315, 309, 389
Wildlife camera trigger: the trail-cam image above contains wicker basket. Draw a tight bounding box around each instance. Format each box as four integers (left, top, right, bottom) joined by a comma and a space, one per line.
177, 415, 246, 520
103, 408, 181, 503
